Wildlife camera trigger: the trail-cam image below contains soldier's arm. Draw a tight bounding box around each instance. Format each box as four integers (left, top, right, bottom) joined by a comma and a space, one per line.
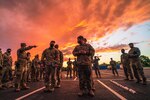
20, 45, 37, 52
60, 51, 64, 64
41, 50, 46, 61
73, 46, 79, 56
134, 48, 141, 57
89, 45, 95, 57
120, 55, 123, 64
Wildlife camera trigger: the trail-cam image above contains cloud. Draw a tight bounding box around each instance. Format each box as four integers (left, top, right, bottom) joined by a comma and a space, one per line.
0, 0, 150, 61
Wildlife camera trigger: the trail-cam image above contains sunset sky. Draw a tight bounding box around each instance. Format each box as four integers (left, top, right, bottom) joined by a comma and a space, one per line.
0, 0, 150, 67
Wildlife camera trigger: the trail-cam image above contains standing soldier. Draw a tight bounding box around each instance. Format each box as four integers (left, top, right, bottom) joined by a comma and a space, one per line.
110, 58, 119, 76
0, 48, 3, 88
2, 48, 13, 88
73, 36, 95, 96
73, 58, 78, 78
55, 44, 63, 88
121, 49, 133, 80
26, 52, 32, 82
15, 43, 37, 92
66, 58, 73, 78
41, 41, 59, 92
33, 55, 41, 81
128, 43, 147, 85
93, 56, 101, 78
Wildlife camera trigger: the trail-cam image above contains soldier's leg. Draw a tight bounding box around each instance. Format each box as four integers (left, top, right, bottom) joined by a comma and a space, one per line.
126, 64, 133, 79
78, 68, 84, 91
66, 68, 69, 78
15, 66, 23, 91
0, 67, 2, 88
112, 68, 115, 76
97, 68, 101, 78
131, 63, 141, 83
70, 68, 72, 78
123, 65, 129, 79
50, 67, 55, 91
21, 66, 29, 89
115, 68, 119, 76
135, 60, 146, 84
2, 67, 7, 86
56, 67, 61, 86
44, 65, 50, 91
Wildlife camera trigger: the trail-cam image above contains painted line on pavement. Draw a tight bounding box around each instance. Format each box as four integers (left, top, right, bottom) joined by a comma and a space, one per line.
110, 80, 137, 94
101, 72, 125, 77
73, 77, 78, 81
97, 80, 127, 100
15, 87, 45, 100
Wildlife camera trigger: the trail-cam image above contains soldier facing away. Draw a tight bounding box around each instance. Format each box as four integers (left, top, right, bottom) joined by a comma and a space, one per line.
93, 56, 101, 78
67, 58, 73, 78
73, 36, 95, 97
41, 41, 59, 92
110, 58, 119, 76
55, 44, 63, 88
15, 43, 37, 92
121, 49, 133, 80
128, 43, 147, 85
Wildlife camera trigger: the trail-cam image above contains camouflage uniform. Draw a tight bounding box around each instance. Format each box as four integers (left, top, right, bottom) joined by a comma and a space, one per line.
67, 60, 73, 78
15, 45, 36, 90
73, 43, 95, 91
26, 54, 32, 82
32, 56, 41, 81
0, 50, 3, 88
56, 50, 63, 86
93, 57, 101, 78
128, 47, 146, 83
110, 60, 119, 76
73, 60, 78, 78
2, 51, 13, 86
41, 47, 59, 91
121, 53, 133, 80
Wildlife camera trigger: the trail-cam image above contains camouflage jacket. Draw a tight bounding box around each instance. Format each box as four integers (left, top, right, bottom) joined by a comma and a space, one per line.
110, 60, 117, 67
128, 47, 141, 60
17, 46, 34, 63
3, 52, 12, 67
121, 53, 129, 64
67, 61, 72, 68
73, 43, 95, 66
32, 58, 41, 68
41, 47, 59, 66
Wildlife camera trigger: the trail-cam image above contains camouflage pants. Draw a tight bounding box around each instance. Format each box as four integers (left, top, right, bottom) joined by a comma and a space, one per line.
123, 63, 133, 79
45, 65, 55, 89
40, 68, 45, 80
35, 67, 40, 81
112, 66, 118, 76
78, 65, 92, 91
67, 67, 72, 78
15, 63, 27, 89
130, 59, 146, 81
94, 66, 101, 77
56, 67, 61, 85
27, 67, 31, 81
73, 67, 78, 78
2, 66, 13, 83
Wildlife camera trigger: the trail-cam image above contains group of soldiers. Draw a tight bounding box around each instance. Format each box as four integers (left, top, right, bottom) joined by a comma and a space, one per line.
66, 58, 78, 78
0, 35, 147, 97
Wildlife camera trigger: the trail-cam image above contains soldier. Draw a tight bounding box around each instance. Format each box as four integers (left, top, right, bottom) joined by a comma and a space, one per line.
73, 58, 78, 78
83, 38, 95, 91
0, 48, 3, 88
54, 44, 63, 88
67, 58, 73, 78
73, 36, 95, 96
121, 49, 133, 80
41, 41, 59, 92
26, 52, 32, 82
2, 48, 13, 88
33, 55, 41, 81
93, 56, 101, 78
128, 43, 147, 85
110, 58, 119, 76
15, 43, 37, 92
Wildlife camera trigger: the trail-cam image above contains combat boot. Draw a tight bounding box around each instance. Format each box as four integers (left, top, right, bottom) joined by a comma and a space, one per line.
136, 79, 142, 83
78, 90, 84, 96
88, 90, 95, 97
142, 78, 147, 85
